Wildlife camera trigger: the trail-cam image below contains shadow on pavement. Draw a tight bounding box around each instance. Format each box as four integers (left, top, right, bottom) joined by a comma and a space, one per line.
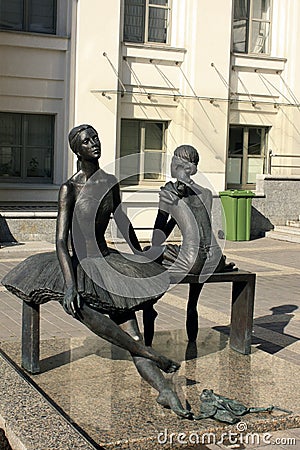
213, 304, 299, 355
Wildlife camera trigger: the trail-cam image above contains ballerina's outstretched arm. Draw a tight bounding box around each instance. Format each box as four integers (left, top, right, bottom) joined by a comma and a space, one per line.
152, 209, 177, 246
56, 182, 79, 317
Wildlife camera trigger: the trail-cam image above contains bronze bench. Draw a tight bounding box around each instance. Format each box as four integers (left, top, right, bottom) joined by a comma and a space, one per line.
22, 269, 256, 374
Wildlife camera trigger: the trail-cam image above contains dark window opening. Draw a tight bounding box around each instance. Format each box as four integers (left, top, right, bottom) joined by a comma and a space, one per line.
0, 0, 57, 34
0, 112, 54, 183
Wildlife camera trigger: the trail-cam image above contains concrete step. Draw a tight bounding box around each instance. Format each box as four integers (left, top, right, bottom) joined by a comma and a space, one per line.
0, 217, 56, 243
266, 225, 300, 243
286, 219, 300, 227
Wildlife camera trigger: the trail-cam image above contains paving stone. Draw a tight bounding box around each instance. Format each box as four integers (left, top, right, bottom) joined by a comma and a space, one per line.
0, 237, 299, 449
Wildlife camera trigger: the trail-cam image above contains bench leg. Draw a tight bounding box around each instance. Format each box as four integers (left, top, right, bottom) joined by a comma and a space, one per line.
143, 305, 158, 346
22, 302, 40, 374
230, 275, 255, 355
186, 283, 203, 342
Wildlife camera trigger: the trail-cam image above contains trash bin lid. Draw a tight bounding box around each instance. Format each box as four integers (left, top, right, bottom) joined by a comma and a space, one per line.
219, 190, 235, 197
219, 189, 255, 197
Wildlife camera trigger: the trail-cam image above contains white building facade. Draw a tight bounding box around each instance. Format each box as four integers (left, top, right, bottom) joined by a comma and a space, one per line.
1, 0, 300, 238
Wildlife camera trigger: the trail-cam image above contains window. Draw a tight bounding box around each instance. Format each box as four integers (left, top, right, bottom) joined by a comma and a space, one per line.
123, 0, 170, 44
226, 126, 268, 188
233, 0, 271, 54
120, 120, 167, 185
0, 113, 54, 182
0, 0, 57, 34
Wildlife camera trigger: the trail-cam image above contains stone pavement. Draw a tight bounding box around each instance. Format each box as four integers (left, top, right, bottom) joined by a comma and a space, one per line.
0, 237, 299, 449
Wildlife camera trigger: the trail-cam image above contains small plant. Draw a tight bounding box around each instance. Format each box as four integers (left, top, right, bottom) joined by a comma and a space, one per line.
29, 158, 39, 170
0, 161, 12, 176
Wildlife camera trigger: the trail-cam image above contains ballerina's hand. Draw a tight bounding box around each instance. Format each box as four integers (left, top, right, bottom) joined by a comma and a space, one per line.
63, 286, 81, 317
160, 189, 179, 205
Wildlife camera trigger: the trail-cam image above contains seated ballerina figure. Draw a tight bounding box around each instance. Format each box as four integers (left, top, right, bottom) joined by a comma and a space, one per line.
143, 145, 235, 344
2, 125, 194, 419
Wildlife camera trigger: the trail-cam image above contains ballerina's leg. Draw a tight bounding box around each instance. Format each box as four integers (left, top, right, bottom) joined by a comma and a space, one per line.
142, 305, 158, 346
186, 283, 203, 342
119, 314, 193, 419
76, 302, 179, 374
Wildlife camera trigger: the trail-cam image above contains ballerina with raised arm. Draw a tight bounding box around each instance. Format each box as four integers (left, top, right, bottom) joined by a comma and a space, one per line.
143, 145, 235, 343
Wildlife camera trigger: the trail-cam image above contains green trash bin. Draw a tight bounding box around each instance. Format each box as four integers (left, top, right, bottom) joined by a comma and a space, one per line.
219, 190, 255, 241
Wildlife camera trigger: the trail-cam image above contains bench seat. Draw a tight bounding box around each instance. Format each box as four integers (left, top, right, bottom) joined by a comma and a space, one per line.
21, 269, 256, 374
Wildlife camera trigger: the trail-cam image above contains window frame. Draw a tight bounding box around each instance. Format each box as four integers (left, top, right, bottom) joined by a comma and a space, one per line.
233, 0, 272, 55
120, 119, 168, 186
0, 112, 55, 183
226, 125, 268, 189
0, 0, 57, 35
123, 0, 171, 45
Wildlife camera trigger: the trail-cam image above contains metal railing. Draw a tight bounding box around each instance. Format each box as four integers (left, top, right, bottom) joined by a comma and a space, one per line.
268, 150, 300, 174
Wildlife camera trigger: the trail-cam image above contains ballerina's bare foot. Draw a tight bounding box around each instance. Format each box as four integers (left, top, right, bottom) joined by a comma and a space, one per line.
157, 355, 180, 373
146, 347, 180, 373
157, 389, 193, 419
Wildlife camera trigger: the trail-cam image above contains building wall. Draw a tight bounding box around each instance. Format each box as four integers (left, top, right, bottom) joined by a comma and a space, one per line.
1, 0, 300, 238
229, 0, 300, 179
73, 0, 122, 174
252, 175, 300, 233
119, 0, 233, 190
0, 0, 74, 204
116, 0, 233, 236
